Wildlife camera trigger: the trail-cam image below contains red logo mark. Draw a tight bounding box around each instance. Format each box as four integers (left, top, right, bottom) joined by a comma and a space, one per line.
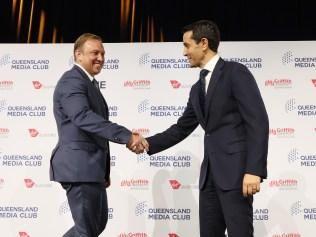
169, 234, 179, 237
24, 179, 35, 188
28, 129, 39, 137
312, 79, 316, 87
32, 81, 42, 89
0, 128, 9, 134
132, 128, 150, 136
19, 232, 30, 237
170, 80, 181, 89
169, 180, 181, 190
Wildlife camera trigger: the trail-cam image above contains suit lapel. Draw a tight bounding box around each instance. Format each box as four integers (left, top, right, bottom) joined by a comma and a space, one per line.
73, 65, 109, 119
91, 85, 109, 119
204, 58, 224, 122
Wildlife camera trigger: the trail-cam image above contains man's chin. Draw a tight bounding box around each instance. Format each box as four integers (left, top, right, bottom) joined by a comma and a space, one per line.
93, 68, 102, 75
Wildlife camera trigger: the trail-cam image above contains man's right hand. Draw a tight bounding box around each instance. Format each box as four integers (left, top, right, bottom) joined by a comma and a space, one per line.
126, 131, 149, 154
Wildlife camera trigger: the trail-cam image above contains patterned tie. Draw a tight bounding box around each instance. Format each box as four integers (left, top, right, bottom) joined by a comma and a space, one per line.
199, 69, 209, 115
92, 78, 99, 89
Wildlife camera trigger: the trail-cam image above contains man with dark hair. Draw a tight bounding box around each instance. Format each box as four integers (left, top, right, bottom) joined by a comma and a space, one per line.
145, 20, 269, 237
50, 33, 148, 237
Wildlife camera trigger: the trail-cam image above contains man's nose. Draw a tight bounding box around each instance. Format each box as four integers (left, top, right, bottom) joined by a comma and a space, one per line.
183, 49, 187, 56
97, 53, 104, 61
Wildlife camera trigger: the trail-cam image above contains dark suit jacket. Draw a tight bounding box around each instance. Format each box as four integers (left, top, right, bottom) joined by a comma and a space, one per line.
50, 65, 131, 183
147, 58, 269, 190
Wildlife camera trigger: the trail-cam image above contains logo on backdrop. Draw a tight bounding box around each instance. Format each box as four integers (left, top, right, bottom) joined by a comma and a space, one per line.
223, 57, 263, 69
98, 80, 107, 89
264, 79, 292, 88
170, 80, 192, 89
269, 128, 295, 138
118, 233, 148, 237
103, 58, 120, 70
120, 178, 149, 190
69, 56, 119, 70
110, 155, 117, 167
108, 208, 114, 220
0, 99, 6, 112
58, 200, 114, 219
169, 180, 198, 190
124, 80, 151, 89
169, 180, 181, 190
0, 206, 39, 219
0, 100, 47, 117
312, 79, 316, 87
68, 56, 74, 66
0, 54, 11, 67
288, 148, 316, 167
132, 128, 150, 136
28, 128, 56, 138
269, 178, 298, 190
272, 233, 301, 237
138, 99, 185, 117
290, 201, 316, 220
285, 98, 316, 116
0, 178, 5, 188
0, 54, 50, 70
139, 53, 190, 69
282, 51, 316, 68
0, 153, 43, 167
253, 208, 269, 221
137, 153, 192, 168
0, 128, 9, 138
169, 234, 180, 237
0, 80, 14, 90
58, 200, 70, 215
19, 232, 31, 237
109, 105, 119, 117
24, 178, 51, 188
32, 81, 55, 90
135, 201, 191, 221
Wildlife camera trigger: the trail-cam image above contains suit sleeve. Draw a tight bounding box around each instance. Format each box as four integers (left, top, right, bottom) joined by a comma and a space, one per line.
232, 64, 269, 178
147, 93, 199, 155
59, 78, 131, 144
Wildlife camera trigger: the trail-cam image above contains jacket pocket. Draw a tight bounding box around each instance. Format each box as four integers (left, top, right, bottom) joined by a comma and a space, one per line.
67, 142, 98, 152
226, 141, 246, 154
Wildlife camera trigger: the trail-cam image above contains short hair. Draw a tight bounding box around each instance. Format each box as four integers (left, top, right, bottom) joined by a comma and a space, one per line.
73, 33, 103, 60
182, 20, 220, 52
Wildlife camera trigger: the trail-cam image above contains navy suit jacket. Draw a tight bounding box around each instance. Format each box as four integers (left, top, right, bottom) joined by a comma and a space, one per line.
50, 65, 131, 183
147, 58, 269, 190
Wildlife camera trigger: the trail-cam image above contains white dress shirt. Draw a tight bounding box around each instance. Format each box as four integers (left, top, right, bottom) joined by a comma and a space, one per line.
74, 63, 94, 82
202, 54, 220, 94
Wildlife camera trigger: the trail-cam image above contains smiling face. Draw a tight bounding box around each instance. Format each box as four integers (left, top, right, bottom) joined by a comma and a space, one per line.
75, 39, 105, 76
183, 30, 211, 69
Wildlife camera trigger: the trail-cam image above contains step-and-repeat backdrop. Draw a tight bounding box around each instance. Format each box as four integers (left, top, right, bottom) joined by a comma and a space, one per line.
0, 42, 315, 237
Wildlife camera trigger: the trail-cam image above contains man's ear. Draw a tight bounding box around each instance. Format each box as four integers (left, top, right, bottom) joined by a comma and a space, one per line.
200, 38, 209, 51
74, 49, 81, 62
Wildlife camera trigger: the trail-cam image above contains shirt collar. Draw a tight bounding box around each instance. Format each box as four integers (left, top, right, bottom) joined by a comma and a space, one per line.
203, 54, 220, 72
74, 63, 94, 81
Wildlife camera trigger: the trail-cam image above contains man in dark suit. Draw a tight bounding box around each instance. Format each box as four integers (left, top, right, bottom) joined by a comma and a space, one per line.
50, 33, 147, 237
145, 20, 269, 237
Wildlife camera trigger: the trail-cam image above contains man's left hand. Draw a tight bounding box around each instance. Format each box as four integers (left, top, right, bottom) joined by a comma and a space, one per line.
105, 178, 111, 188
242, 173, 261, 197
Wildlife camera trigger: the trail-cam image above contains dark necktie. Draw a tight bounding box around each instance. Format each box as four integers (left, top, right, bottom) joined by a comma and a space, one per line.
199, 69, 209, 115
92, 78, 99, 89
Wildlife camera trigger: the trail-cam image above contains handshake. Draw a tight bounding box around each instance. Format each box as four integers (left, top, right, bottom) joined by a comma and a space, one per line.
126, 131, 149, 154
